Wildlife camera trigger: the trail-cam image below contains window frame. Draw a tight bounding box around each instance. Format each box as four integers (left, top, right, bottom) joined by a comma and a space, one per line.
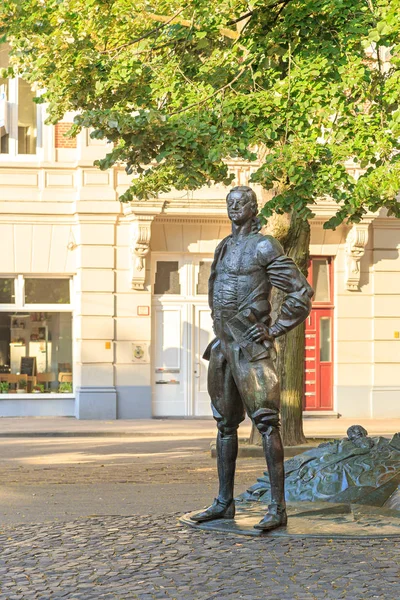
0, 275, 73, 312
0, 276, 17, 306
195, 258, 213, 296
151, 253, 215, 300
153, 260, 182, 296
308, 256, 334, 308
0, 77, 43, 161
0, 276, 74, 398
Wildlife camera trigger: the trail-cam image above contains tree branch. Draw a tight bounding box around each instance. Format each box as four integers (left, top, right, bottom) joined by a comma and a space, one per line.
226, 11, 254, 26
170, 60, 254, 116
226, 0, 291, 25
100, 8, 186, 54
284, 42, 292, 146
366, 0, 375, 13
275, 0, 292, 20
145, 11, 240, 40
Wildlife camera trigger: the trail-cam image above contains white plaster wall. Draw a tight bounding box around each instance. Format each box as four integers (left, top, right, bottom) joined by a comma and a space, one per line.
114, 220, 153, 418
73, 219, 116, 417
0, 222, 75, 274
371, 221, 400, 418
333, 237, 374, 418
151, 221, 230, 253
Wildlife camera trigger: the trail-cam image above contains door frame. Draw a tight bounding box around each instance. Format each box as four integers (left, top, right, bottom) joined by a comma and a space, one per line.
304, 256, 335, 411
150, 253, 213, 417
191, 301, 214, 416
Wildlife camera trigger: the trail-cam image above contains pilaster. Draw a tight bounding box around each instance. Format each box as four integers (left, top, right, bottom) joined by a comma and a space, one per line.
123, 201, 165, 291
74, 213, 118, 419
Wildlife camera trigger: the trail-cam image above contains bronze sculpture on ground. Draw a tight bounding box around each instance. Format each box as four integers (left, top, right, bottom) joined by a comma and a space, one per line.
240, 426, 400, 508
190, 186, 314, 532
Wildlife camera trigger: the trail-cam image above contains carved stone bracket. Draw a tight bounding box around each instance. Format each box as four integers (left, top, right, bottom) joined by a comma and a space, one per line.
130, 215, 154, 290
345, 223, 370, 291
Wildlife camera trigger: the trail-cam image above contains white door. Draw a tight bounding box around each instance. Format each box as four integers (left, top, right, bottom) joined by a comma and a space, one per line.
193, 304, 214, 416
152, 305, 186, 416
151, 255, 214, 417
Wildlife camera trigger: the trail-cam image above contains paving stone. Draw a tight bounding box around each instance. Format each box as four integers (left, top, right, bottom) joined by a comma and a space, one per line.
0, 513, 399, 598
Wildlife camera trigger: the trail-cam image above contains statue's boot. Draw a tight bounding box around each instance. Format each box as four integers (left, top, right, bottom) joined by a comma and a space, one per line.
254, 502, 287, 531
191, 429, 237, 523
190, 497, 235, 522
254, 427, 287, 532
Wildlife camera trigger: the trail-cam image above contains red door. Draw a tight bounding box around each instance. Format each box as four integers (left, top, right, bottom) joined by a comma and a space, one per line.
304, 258, 334, 411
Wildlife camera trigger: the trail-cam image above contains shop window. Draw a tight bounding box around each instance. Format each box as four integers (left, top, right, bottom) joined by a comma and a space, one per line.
312, 259, 330, 302
197, 261, 212, 295
0, 279, 15, 304
25, 279, 70, 305
0, 312, 73, 394
154, 262, 181, 295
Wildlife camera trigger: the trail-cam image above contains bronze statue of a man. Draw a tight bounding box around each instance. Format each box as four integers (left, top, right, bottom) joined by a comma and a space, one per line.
191, 186, 313, 531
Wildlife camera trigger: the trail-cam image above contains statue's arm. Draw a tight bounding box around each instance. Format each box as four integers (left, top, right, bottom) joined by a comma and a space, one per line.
258, 238, 314, 338
208, 237, 229, 319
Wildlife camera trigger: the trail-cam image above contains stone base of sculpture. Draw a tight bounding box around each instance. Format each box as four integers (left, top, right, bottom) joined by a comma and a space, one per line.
182, 426, 400, 538
180, 500, 400, 538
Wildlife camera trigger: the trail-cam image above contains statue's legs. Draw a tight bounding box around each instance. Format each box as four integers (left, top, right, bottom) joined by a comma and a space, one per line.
228, 348, 287, 531
191, 341, 245, 523
252, 408, 287, 531
216, 425, 238, 507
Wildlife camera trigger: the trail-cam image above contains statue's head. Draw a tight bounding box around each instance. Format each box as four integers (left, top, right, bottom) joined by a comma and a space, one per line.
226, 186, 261, 231
347, 424, 374, 449
347, 425, 368, 441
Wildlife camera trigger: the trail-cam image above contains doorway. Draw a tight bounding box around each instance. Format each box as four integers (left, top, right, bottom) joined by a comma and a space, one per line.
151, 255, 214, 417
304, 257, 334, 411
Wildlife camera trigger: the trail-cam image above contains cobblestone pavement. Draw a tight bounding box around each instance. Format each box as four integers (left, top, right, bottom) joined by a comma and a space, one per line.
0, 513, 399, 600
0, 437, 264, 486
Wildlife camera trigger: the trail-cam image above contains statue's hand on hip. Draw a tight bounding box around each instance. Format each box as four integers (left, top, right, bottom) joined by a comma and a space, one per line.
245, 322, 274, 344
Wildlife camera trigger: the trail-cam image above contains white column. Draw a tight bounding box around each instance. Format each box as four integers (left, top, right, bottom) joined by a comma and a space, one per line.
114, 215, 153, 418
74, 215, 117, 419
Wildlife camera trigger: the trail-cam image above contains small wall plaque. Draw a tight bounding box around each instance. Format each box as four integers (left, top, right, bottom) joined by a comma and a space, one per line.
132, 341, 150, 363
137, 306, 150, 316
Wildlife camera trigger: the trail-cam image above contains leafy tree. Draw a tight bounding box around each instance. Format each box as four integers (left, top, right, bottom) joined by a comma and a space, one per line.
1, 0, 400, 444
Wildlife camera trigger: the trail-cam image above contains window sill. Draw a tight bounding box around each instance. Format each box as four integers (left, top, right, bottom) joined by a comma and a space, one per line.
0, 155, 42, 164
0, 393, 74, 400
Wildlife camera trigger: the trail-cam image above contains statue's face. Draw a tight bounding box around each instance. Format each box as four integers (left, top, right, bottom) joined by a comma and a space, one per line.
227, 191, 254, 225
348, 426, 366, 442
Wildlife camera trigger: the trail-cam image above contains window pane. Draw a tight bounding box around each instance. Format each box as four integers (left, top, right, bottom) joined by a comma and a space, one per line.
0, 78, 9, 154
0, 311, 73, 393
197, 261, 212, 295
320, 317, 331, 362
0, 279, 14, 304
154, 262, 181, 295
25, 279, 70, 304
313, 259, 330, 302
18, 79, 37, 155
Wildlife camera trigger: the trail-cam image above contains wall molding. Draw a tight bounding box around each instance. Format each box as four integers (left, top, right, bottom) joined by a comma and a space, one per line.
130, 215, 154, 290
345, 222, 372, 291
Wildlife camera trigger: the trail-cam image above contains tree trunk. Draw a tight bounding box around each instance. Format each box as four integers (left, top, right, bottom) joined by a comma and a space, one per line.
278, 212, 310, 446
248, 211, 310, 447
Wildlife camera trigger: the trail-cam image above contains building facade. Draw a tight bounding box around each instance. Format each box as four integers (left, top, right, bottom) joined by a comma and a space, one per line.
1, 67, 400, 420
